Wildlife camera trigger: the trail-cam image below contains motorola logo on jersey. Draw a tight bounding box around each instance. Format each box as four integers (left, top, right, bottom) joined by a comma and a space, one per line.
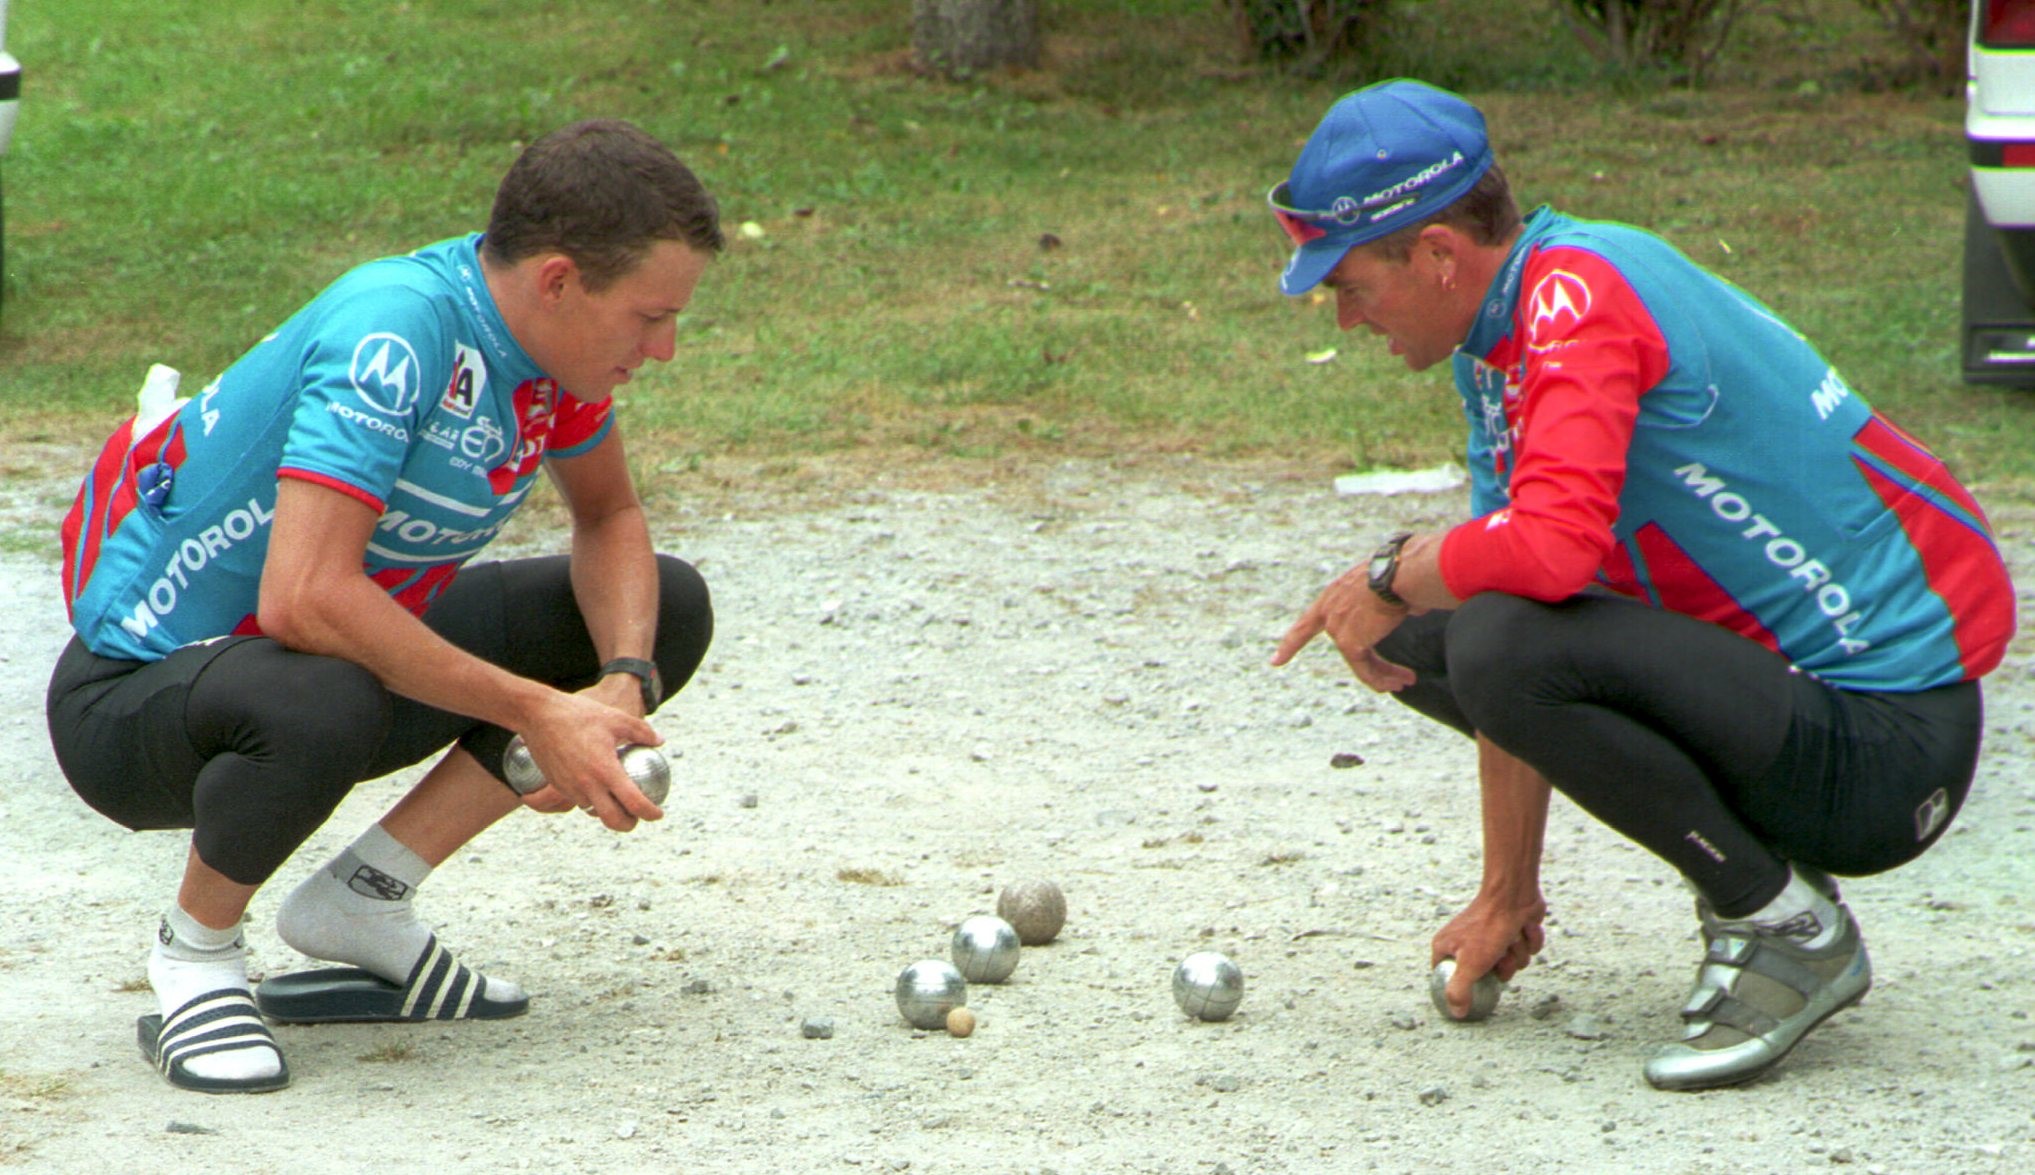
116, 494, 278, 641
1811, 368, 1853, 422
373, 508, 510, 551
326, 400, 411, 443
350, 332, 424, 415
1525, 270, 1592, 349
1673, 461, 1871, 656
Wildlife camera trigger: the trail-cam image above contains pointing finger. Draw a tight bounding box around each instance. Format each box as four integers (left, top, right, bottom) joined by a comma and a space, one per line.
1271, 613, 1324, 666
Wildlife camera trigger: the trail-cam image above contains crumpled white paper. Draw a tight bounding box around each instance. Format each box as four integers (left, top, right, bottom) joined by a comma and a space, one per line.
1332, 462, 1466, 496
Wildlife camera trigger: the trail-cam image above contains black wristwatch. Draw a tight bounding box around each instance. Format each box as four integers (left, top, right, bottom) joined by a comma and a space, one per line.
599, 657, 663, 712
1366, 530, 1414, 608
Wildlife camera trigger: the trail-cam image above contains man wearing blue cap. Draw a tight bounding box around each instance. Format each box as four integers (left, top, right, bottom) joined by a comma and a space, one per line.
1268, 79, 2015, 1090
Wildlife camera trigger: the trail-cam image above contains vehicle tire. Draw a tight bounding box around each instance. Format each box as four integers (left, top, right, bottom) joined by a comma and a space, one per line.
1961, 189, 2035, 387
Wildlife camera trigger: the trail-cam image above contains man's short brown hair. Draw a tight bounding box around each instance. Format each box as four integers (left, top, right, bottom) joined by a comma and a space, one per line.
483, 119, 724, 290
1366, 163, 1521, 263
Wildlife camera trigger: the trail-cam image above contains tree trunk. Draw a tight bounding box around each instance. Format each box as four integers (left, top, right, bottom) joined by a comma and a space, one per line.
912, 0, 1039, 78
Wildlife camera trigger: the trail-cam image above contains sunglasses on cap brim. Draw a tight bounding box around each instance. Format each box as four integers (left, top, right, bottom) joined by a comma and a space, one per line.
1267, 180, 1371, 248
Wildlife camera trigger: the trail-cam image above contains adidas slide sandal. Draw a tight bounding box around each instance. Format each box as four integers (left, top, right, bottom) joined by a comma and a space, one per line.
137, 988, 290, 1094
255, 935, 528, 1024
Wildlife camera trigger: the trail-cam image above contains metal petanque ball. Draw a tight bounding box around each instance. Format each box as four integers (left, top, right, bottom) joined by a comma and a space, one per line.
895, 959, 969, 1030
503, 736, 546, 795
502, 737, 671, 805
618, 743, 672, 805
950, 915, 1021, 984
1172, 951, 1245, 1022
1430, 957, 1504, 1022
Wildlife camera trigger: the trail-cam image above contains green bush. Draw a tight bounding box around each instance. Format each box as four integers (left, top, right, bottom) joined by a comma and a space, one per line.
1555, 0, 1747, 81
1856, 0, 1966, 92
1223, 0, 1397, 73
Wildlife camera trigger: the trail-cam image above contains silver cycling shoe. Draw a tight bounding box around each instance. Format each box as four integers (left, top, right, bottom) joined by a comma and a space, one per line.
1644, 879, 1872, 1092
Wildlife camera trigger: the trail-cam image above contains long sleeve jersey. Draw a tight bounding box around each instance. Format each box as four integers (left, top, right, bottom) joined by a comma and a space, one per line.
60, 234, 613, 661
1438, 207, 2014, 691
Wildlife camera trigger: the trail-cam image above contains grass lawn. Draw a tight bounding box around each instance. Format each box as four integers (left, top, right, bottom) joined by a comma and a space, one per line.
7, 0, 2032, 495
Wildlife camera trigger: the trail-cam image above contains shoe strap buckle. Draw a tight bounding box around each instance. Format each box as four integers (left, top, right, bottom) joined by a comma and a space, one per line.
1679, 983, 1728, 1020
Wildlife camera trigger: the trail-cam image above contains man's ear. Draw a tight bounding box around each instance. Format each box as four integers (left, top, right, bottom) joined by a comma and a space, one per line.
533, 254, 578, 307
1417, 223, 1460, 268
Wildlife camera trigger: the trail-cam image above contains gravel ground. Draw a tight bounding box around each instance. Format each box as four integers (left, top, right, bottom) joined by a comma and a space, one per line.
2, 450, 2032, 1174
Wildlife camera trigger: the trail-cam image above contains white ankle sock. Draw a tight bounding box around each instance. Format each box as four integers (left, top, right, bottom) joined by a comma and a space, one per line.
1745, 868, 1841, 950
148, 905, 282, 1084
277, 823, 434, 982
277, 825, 522, 1002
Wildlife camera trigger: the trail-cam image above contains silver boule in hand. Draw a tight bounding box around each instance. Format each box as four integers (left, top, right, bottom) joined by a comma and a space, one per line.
1430, 956, 1504, 1022
503, 735, 671, 805
617, 742, 671, 805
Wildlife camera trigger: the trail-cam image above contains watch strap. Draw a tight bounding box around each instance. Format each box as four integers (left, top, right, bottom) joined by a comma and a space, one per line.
599, 657, 663, 711
1368, 530, 1414, 608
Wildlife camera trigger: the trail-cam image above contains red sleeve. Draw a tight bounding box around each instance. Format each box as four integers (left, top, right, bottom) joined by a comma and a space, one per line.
547, 391, 614, 453
1438, 248, 1672, 601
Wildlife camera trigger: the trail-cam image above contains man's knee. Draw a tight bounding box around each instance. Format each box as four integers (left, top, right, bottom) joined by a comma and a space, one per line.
652, 555, 714, 697
654, 554, 712, 624
1443, 594, 1578, 733
1444, 593, 1562, 678
286, 658, 394, 763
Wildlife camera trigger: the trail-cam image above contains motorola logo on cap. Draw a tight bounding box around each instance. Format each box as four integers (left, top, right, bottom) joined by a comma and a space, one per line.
350, 333, 424, 415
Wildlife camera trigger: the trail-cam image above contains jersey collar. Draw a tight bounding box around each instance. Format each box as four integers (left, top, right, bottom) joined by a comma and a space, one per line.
1461, 205, 1564, 361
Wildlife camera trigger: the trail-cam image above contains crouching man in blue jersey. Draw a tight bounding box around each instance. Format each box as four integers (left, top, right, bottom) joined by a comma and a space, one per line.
1266, 81, 2016, 1090
46, 120, 721, 1093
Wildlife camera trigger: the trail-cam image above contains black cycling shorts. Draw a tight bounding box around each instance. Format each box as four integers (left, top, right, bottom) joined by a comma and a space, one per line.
1373, 592, 1983, 917
45, 554, 712, 886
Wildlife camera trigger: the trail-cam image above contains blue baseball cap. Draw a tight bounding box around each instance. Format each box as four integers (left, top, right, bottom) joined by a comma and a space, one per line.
1269, 79, 1494, 295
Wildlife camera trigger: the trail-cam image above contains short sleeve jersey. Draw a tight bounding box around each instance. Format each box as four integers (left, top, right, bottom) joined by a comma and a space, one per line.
60, 234, 614, 660
1437, 207, 2014, 691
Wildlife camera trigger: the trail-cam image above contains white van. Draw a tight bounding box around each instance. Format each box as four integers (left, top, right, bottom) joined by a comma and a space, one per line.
1, 0, 18, 313
1965, 0, 2035, 383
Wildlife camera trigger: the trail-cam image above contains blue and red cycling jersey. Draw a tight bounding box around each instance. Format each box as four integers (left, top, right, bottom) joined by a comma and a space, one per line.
1439, 207, 2014, 691
60, 234, 613, 661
